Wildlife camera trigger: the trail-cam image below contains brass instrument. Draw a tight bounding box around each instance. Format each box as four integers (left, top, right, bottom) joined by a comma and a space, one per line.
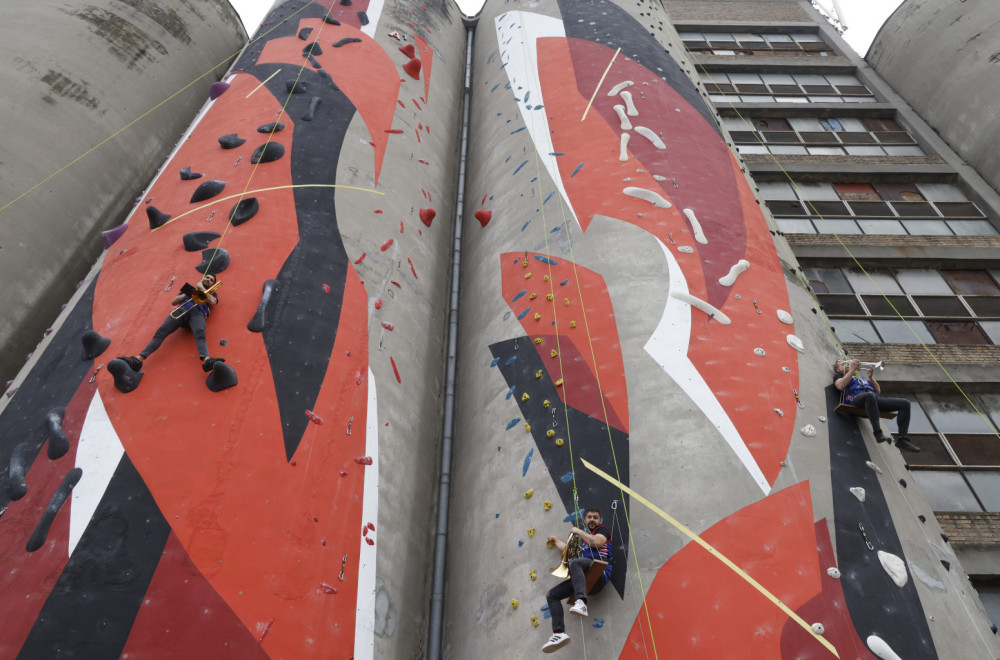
550, 532, 584, 579
859, 361, 884, 371
170, 281, 222, 319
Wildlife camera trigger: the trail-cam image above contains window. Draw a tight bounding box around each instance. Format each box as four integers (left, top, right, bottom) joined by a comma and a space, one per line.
681, 31, 833, 56
805, 268, 1000, 345
701, 72, 873, 102
730, 115, 922, 156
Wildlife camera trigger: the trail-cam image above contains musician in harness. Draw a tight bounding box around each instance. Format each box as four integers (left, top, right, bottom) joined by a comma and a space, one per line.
541, 507, 612, 653
834, 358, 919, 452
116, 272, 226, 375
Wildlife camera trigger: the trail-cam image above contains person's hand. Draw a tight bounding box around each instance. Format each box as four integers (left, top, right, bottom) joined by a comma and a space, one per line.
570, 526, 583, 536
849, 358, 860, 373
547, 535, 559, 544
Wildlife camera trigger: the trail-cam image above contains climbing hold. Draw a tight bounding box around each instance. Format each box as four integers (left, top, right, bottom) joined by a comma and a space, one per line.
208, 81, 231, 101
403, 58, 422, 79
322, 14, 340, 24
107, 358, 142, 393
218, 133, 246, 149
205, 360, 238, 392
718, 259, 750, 286
179, 166, 204, 180
146, 206, 171, 229
183, 231, 221, 252
549, 349, 558, 358
811, 623, 825, 635
777, 309, 794, 324
800, 424, 816, 437
533, 338, 543, 344
529, 293, 537, 301
547, 539, 555, 548
190, 180, 226, 203
320, 583, 338, 594
877, 550, 908, 587
251, 142, 285, 164
101, 222, 129, 248
195, 247, 230, 275
899, 478, 907, 488
229, 197, 259, 226
534, 313, 542, 321
332, 37, 362, 47
419, 208, 436, 227
521, 392, 530, 402
381, 239, 394, 251
524, 272, 532, 280
511, 599, 519, 610
399, 44, 416, 58
302, 41, 323, 57
257, 121, 285, 134
787, 334, 805, 352
544, 501, 552, 511
941, 559, 950, 571
81, 329, 111, 360
301, 96, 321, 122
524, 489, 534, 499
554, 379, 563, 387
818, 415, 827, 423
535, 370, 543, 379
531, 615, 540, 627
546, 294, 553, 301
542, 400, 550, 408
247, 279, 279, 332
774, 408, 784, 417
555, 438, 564, 446
354, 456, 374, 465
8, 442, 33, 500
524, 422, 531, 432
569, 321, 576, 328
475, 210, 492, 226
866, 461, 883, 474
826, 567, 841, 579
543, 275, 549, 282
850, 487, 866, 502
624, 186, 671, 208
528, 528, 535, 538
286, 80, 308, 94
26, 468, 83, 552
45, 408, 69, 460
754, 347, 766, 357
546, 430, 555, 438
305, 409, 324, 425
375, 299, 383, 309
867, 635, 903, 660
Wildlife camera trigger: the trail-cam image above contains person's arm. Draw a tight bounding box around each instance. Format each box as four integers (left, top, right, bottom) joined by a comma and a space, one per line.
546, 535, 567, 553
170, 294, 186, 305
868, 368, 881, 395
205, 291, 218, 307
834, 359, 860, 391
570, 526, 608, 549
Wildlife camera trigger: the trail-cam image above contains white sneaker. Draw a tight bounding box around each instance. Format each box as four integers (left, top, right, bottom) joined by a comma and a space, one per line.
542, 632, 571, 653
569, 600, 588, 617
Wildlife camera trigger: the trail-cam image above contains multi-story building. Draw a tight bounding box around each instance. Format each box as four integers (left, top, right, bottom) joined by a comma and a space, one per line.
672, 0, 1000, 623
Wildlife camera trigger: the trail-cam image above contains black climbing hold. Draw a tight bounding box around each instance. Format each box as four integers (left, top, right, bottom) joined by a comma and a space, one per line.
323, 15, 341, 25
147, 206, 171, 230
26, 468, 82, 552
333, 37, 362, 47
297, 27, 313, 40
101, 222, 128, 248
229, 197, 259, 226
8, 442, 33, 501
898, 478, 907, 487
918, 514, 927, 523
317, 70, 336, 88
302, 42, 323, 57
81, 329, 111, 360
220, 339, 228, 346
285, 80, 308, 94
940, 559, 951, 571
195, 247, 230, 275
941, 533, 950, 543
218, 133, 246, 149
301, 96, 321, 122
257, 121, 285, 134
251, 142, 285, 164
248, 279, 279, 332
179, 166, 204, 180
306, 53, 322, 69
108, 358, 142, 393
206, 361, 238, 392
339, 0, 351, 5
46, 408, 70, 460
357, 10, 369, 26
182, 231, 221, 252
190, 179, 227, 203
992, 623, 997, 635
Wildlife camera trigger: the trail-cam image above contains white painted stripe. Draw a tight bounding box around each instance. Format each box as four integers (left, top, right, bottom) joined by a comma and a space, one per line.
494, 12, 580, 228
361, 0, 384, 38
70, 390, 125, 556
643, 239, 770, 493
353, 369, 379, 660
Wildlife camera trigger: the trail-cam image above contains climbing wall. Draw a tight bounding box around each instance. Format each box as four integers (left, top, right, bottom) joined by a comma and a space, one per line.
445, 0, 999, 658
0, 1, 465, 658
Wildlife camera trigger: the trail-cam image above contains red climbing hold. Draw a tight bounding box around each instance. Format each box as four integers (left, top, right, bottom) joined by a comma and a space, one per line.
381, 322, 394, 331
403, 58, 422, 80
305, 409, 324, 425
209, 81, 230, 100
354, 456, 373, 465
365, 537, 375, 546
354, 252, 366, 264
367, 522, 375, 532
321, 583, 338, 594
390, 280, 401, 288
380, 239, 394, 251
385, 128, 404, 134
408, 258, 418, 279
375, 299, 383, 309
257, 617, 274, 643
419, 208, 436, 227
399, 43, 416, 58
400, 221, 404, 234
475, 210, 492, 227
390, 356, 401, 383
322, 283, 330, 293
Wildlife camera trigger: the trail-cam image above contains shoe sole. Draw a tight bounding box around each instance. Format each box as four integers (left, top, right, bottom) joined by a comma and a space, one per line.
569, 608, 587, 617
542, 638, 570, 653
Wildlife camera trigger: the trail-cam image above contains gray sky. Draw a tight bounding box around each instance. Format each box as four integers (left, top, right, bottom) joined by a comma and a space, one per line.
229, 0, 904, 56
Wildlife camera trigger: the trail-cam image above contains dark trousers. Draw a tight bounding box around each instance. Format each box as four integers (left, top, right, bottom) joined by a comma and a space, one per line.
547, 557, 598, 633
852, 392, 910, 437
141, 312, 209, 360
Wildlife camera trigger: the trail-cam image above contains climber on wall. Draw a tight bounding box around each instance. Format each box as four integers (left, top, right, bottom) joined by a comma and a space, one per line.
542, 507, 613, 653
834, 358, 919, 452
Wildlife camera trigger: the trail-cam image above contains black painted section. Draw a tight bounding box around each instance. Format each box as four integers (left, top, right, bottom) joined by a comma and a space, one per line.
491, 338, 628, 598
556, 0, 718, 135
234, 1, 355, 461
17, 456, 171, 659
25, 467, 82, 552
826, 386, 938, 658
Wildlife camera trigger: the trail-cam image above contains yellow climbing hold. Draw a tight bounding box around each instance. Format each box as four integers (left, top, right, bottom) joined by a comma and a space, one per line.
542, 399, 551, 408
569, 321, 577, 328
531, 615, 540, 627
524, 488, 534, 499
529, 293, 537, 300
546, 293, 553, 301
546, 429, 555, 438
528, 527, 536, 538
534, 313, 542, 321
529, 570, 538, 581
543, 275, 550, 282
547, 538, 555, 548
525, 272, 533, 279
550, 349, 558, 358
535, 369, 543, 379
521, 392, 530, 402
564, 298, 571, 306
555, 438, 565, 447
534, 337, 544, 344
522, 260, 529, 268
511, 598, 519, 610
554, 378, 564, 387
544, 500, 553, 511
524, 422, 531, 432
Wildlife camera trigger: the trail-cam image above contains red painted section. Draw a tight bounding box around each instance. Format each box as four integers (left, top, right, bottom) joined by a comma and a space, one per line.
120, 533, 269, 659
310, 0, 371, 29
536, 37, 796, 485
0, 381, 92, 657
619, 483, 825, 658
91, 71, 371, 658
500, 253, 628, 433
415, 36, 433, 101
258, 18, 398, 184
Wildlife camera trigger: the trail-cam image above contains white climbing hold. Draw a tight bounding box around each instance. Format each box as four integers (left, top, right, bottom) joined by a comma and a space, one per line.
774, 408, 784, 417
867, 635, 903, 660
652, 174, 666, 181
776, 309, 793, 325
634, 126, 666, 149
719, 259, 750, 286
878, 550, 909, 588
619, 90, 638, 116
787, 334, 805, 352
800, 424, 817, 437
827, 567, 841, 579
624, 187, 671, 208
866, 460, 882, 474
850, 487, 866, 502
781, 366, 791, 373
607, 80, 634, 97
818, 415, 826, 423
682, 208, 708, 244
619, 133, 630, 162
754, 347, 766, 357
677, 245, 694, 254
811, 622, 825, 635
613, 104, 632, 131
670, 291, 731, 324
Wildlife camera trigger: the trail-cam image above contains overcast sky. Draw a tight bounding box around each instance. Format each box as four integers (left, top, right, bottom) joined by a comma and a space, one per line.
229, 0, 904, 56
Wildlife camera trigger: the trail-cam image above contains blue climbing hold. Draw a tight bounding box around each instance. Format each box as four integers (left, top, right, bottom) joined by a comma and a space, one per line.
523, 448, 533, 476
505, 385, 515, 400
560, 472, 574, 483
505, 417, 522, 430
512, 290, 527, 302
518, 307, 531, 320
534, 255, 557, 265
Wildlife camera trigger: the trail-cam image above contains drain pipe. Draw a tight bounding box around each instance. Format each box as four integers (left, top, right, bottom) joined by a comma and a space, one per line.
427, 22, 474, 660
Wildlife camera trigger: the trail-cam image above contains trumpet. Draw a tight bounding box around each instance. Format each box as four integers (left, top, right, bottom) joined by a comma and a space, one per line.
170, 281, 222, 319
859, 361, 884, 371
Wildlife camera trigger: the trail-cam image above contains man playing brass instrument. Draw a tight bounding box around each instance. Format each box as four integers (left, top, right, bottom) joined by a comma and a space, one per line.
834, 358, 919, 452
117, 272, 225, 375
542, 507, 612, 653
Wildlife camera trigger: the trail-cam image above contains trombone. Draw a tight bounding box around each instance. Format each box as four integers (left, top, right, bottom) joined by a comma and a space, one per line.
170, 281, 222, 319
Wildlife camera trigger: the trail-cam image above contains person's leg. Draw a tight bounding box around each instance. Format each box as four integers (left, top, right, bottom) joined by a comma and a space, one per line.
546, 579, 574, 633
568, 557, 594, 600
186, 314, 209, 360
852, 392, 886, 441
877, 397, 911, 436
138, 314, 184, 359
